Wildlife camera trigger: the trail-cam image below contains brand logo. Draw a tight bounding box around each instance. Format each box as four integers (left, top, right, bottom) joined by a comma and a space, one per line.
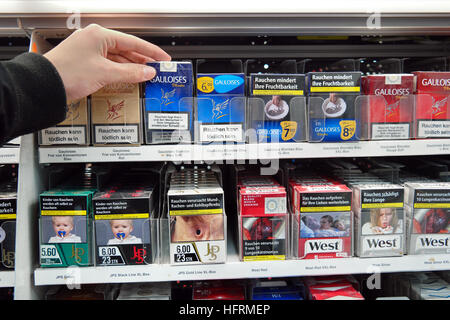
385, 101, 400, 118
374, 88, 410, 96
2, 248, 14, 268
205, 243, 220, 261
364, 236, 401, 251
66, 100, 81, 121
421, 78, 450, 87
71, 246, 85, 264
106, 99, 124, 121
432, 97, 448, 117
305, 239, 343, 254
150, 75, 187, 84
160, 88, 176, 107
211, 99, 229, 120
213, 75, 244, 94
417, 235, 449, 249
130, 246, 147, 264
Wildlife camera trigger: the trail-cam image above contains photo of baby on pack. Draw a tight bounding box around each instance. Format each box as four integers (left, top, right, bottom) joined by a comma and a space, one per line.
41, 215, 86, 243
361, 208, 404, 235
300, 212, 350, 238
95, 218, 150, 246
412, 208, 449, 234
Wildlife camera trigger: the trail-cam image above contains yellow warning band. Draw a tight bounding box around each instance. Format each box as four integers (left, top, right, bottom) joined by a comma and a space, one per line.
243, 255, 286, 262
310, 87, 360, 93
41, 210, 86, 216
95, 213, 149, 220
300, 206, 351, 212
414, 203, 450, 209
252, 90, 304, 96
362, 203, 404, 209
0, 214, 16, 219
169, 208, 223, 216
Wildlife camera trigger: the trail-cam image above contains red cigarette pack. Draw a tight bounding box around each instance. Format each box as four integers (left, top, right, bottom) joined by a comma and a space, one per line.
413, 72, 450, 138
362, 74, 414, 139
293, 181, 353, 259
239, 186, 287, 216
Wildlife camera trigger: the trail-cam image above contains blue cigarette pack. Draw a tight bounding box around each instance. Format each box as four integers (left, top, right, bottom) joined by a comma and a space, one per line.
196, 73, 246, 143
144, 61, 194, 144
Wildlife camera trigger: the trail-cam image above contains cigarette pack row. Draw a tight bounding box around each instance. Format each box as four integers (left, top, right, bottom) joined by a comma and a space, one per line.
38, 59, 450, 146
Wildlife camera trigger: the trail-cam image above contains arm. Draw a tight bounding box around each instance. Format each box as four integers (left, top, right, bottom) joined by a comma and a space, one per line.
0, 24, 170, 145
0, 52, 67, 144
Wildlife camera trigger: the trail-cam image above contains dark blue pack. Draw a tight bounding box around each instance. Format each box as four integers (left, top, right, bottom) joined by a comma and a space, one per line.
144, 61, 194, 144
308, 72, 362, 142
196, 73, 246, 143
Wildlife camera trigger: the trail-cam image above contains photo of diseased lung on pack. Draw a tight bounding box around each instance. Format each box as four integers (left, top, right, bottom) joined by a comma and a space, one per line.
412, 209, 449, 234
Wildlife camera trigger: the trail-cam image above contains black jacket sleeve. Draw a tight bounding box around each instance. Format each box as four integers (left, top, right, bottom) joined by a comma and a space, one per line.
0, 52, 67, 145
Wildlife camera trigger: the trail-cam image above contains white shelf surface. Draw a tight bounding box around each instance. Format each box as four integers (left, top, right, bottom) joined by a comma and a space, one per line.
0, 147, 20, 164
34, 253, 450, 286
0, 271, 15, 288
39, 139, 450, 163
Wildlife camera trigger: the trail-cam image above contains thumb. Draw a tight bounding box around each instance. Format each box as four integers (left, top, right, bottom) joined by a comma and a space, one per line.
106, 61, 156, 84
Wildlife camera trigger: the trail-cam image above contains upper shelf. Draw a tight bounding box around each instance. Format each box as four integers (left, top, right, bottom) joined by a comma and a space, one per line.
1, 6, 450, 36
39, 139, 450, 163
2, 1, 450, 14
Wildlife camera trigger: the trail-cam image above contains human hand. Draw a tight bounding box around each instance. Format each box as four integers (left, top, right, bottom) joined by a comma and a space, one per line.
44, 24, 171, 101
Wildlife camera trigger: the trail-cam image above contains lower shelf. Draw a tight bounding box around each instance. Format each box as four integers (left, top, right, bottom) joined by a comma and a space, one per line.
34, 254, 450, 286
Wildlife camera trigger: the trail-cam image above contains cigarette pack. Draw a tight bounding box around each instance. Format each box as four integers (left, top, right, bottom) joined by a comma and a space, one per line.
144, 61, 194, 144
248, 74, 307, 142
308, 72, 362, 142
292, 179, 353, 259
39, 97, 89, 145
352, 184, 405, 257
196, 73, 246, 143
0, 191, 16, 270
168, 180, 226, 265
238, 177, 288, 261
413, 72, 450, 138
361, 74, 414, 140
192, 280, 246, 300
93, 185, 156, 266
404, 182, 450, 255
91, 83, 142, 145
39, 189, 96, 267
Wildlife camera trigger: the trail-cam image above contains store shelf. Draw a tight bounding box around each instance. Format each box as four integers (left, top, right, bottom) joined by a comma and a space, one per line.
0, 148, 20, 164
39, 139, 450, 163
34, 253, 450, 286
0, 271, 14, 288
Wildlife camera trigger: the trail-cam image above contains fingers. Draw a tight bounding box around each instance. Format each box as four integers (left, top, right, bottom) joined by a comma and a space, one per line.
108, 49, 155, 64
104, 59, 157, 84
100, 26, 171, 62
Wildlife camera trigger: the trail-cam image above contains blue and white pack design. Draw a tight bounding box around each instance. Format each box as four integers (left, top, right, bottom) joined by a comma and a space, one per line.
308, 72, 361, 142
144, 61, 193, 144
196, 73, 246, 143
